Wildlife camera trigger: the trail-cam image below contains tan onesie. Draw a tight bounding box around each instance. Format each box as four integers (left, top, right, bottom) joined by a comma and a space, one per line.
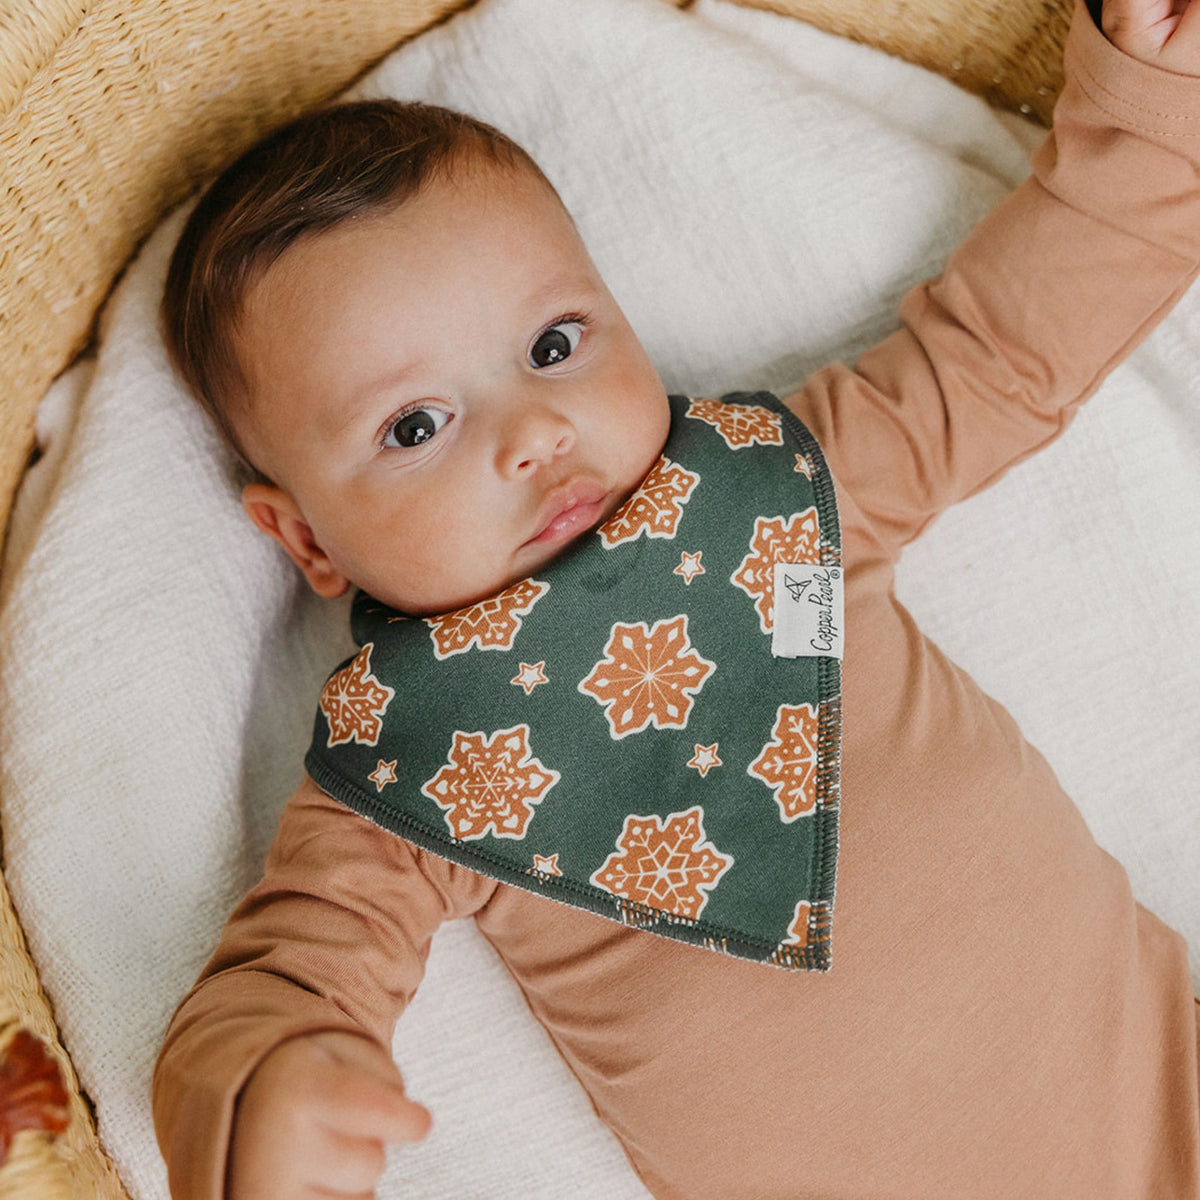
153, 3, 1200, 1196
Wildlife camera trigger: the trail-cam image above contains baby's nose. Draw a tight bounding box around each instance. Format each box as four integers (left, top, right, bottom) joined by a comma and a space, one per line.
495, 402, 575, 478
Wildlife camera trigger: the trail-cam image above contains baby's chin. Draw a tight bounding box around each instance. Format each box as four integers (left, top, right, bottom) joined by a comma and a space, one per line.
372, 528, 605, 617
358, 564, 538, 619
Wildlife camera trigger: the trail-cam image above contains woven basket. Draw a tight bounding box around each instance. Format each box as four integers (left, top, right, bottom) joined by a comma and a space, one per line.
0, 0, 1070, 1194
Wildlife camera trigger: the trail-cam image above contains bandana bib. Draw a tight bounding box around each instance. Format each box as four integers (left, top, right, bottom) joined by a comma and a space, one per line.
305, 392, 843, 970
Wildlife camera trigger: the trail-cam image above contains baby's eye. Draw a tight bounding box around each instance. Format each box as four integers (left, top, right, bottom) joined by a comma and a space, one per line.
529, 320, 585, 368
382, 405, 451, 449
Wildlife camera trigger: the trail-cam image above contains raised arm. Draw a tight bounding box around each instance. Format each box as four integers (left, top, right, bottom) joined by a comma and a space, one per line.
785, 0, 1200, 558
152, 776, 497, 1200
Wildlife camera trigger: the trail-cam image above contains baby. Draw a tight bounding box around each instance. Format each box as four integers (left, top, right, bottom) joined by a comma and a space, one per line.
154, 1, 1200, 1197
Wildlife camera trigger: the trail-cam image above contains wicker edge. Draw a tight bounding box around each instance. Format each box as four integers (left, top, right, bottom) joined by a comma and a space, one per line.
0, 871, 125, 1199
746, 0, 1071, 125
0, 3, 485, 1195
0, 0, 1068, 1196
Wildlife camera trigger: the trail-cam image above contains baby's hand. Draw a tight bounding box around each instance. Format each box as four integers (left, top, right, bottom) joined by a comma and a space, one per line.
228, 1029, 431, 1199
1102, 0, 1200, 74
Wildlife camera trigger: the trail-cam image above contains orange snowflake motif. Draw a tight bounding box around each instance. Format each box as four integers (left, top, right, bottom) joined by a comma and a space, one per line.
578, 615, 715, 739
320, 644, 396, 748
425, 578, 549, 659
781, 900, 813, 948
590, 807, 733, 920
685, 398, 783, 449
730, 510, 821, 633
422, 724, 559, 841
747, 703, 820, 821
597, 457, 699, 548
793, 454, 813, 479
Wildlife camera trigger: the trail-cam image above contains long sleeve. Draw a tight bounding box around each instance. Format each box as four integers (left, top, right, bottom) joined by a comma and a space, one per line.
786, 0, 1200, 559
151, 777, 497, 1200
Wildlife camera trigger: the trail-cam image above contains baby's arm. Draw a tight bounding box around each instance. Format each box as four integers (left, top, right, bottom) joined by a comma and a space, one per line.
153, 776, 497, 1200
786, 0, 1200, 557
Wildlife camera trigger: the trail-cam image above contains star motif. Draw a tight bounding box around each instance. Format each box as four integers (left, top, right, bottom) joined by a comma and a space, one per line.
793, 454, 813, 479
531, 853, 563, 876
368, 758, 398, 793
511, 661, 549, 694
673, 550, 706, 585
687, 743, 722, 777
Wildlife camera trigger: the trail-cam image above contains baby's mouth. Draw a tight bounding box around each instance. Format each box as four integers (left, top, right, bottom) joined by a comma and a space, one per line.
526, 481, 610, 550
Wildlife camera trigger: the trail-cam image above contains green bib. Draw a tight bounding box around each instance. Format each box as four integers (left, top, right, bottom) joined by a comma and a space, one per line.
305, 392, 843, 970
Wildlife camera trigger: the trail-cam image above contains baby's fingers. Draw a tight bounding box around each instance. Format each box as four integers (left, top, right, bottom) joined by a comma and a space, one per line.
295, 1122, 392, 1198
316, 1054, 433, 1146
297, 1070, 430, 1199
1169, 0, 1200, 58
1103, 0, 1200, 74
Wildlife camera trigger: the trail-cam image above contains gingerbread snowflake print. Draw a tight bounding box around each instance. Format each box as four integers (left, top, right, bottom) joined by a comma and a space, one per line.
422, 724, 560, 841
320, 644, 396, 748
425, 578, 549, 659
685, 398, 783, 449
781, 900, 813, 949
730, 510, 821, 633
590, 807, 733, 920
597, 457, 699, 547
746, 703, 820, 821
578, 614, 715, 739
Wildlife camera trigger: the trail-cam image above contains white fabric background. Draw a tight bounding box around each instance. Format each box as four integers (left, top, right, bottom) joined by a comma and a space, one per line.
2, 0, 1197, 1196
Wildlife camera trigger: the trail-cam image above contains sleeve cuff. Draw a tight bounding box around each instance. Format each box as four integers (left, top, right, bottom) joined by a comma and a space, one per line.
154, 975, 371, 1200
1065, 0, 1200, 133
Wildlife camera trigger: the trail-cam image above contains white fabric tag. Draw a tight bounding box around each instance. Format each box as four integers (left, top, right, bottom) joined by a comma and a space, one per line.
771, 562, 845, 659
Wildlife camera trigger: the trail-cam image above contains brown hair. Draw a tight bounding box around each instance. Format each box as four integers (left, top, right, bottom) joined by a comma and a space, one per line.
161, 99, 551, 471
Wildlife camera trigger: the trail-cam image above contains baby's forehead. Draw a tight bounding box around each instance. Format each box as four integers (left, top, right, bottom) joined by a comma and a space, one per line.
250, 156, 582, 309
257, 155, 572, 287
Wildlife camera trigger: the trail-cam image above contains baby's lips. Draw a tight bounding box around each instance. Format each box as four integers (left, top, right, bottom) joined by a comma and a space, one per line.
526, 478, 609, 546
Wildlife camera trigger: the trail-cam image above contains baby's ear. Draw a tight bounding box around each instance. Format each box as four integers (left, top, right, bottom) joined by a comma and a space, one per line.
241, 483, 349, 598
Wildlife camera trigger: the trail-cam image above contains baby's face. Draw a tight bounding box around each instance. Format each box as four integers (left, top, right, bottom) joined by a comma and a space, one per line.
235, 156, 671, 615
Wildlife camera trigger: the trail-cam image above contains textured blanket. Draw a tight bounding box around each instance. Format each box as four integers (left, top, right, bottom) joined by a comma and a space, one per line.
2, 0, 1198, 1196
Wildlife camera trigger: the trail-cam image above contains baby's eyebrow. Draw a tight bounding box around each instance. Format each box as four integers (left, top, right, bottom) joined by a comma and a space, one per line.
523, 274, 600, 314
314, 364, 423, 450
339, 361, 422, 415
